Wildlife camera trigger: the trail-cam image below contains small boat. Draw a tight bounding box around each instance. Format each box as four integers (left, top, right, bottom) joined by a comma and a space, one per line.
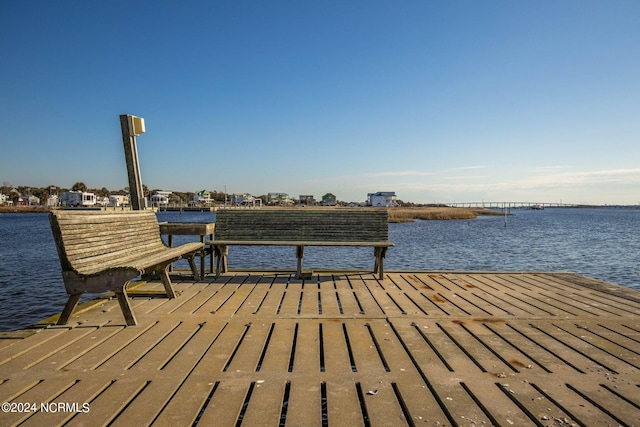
531, 204, 544, 210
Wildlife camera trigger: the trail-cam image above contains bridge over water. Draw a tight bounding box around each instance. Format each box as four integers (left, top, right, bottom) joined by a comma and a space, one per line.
446, 201, 580, 209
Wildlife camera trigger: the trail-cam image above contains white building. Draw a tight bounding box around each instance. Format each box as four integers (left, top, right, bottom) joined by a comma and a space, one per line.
367, 191, 397, 207
60, 191, 96, 207
109, 194, 130, 207
95, 196, 110, 206
47, 194, 59, 207
151, 191, 172, 206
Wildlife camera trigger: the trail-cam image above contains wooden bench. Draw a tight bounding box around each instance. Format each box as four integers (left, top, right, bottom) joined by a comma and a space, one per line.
210, 208, 393, 279
49, 210, 203, 326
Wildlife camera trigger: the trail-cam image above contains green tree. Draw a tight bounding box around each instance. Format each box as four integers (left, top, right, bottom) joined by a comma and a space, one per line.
32, 187, 49, 205
72, 182, 87, 192
169, 193, 183, 204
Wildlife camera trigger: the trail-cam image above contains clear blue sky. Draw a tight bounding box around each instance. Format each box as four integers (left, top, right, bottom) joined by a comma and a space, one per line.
2, 1, 639, 204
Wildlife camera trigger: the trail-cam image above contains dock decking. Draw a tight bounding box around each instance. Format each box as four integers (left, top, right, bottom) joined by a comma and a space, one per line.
1, 271, 640, 426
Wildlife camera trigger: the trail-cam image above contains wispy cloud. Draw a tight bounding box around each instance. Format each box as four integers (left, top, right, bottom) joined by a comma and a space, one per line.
303, 170, 433, 185
303, 167, 640, 204
534, 165, 573, 172
443, 165, 488, 172
526, 168, 640, 187
441, 175, 489, 181
363, 170, 434, 178
363, 168, 640, 194
304, 167, 487, 185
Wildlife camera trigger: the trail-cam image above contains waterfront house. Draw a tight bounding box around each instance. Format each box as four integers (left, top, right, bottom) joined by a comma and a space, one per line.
321, 193, 337, 206
151, 191, 172, 207
267, 192, 293, 206
108, 194, 130, 207
60, 191, 96, 207
299, 195, 315, 206
18, 195, 41, 206
46, 194, 59, 207
95, 196, 110, 206
193, 190, 213, 206
231, 193, 262, 207
367, 191, 397, 207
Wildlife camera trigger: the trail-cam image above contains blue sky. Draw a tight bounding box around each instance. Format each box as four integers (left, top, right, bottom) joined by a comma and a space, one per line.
1, 1, 639, 204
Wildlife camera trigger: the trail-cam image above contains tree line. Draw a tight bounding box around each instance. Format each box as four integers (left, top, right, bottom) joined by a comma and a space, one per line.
1, 181, 231, 205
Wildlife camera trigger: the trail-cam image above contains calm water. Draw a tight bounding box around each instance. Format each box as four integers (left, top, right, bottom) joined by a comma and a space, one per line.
1, 208, 638, 331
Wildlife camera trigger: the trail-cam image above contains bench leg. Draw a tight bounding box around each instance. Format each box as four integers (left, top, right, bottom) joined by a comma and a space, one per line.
57, 293, 82, 325
159, 264, 178, 298
115, 286, 138, 326
296, 245, 304, 279
374, 247, 387, 280
186, 254, 200, 280
214, 245, 228, 277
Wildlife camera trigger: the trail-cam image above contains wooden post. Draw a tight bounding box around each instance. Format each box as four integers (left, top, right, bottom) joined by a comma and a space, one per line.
120, 114, 145, 210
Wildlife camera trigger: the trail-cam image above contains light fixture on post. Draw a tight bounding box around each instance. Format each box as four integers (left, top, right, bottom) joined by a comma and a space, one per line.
120, 114, 146, 210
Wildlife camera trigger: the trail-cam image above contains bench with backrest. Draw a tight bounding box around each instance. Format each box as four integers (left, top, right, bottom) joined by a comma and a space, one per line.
210, 208, 393, 279
49, 210, 203, 326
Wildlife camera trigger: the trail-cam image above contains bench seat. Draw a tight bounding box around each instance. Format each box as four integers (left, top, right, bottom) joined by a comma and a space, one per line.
49, 210, 203, 326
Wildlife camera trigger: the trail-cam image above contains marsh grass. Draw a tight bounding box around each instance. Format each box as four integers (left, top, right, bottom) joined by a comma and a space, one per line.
387, 207, 504, 222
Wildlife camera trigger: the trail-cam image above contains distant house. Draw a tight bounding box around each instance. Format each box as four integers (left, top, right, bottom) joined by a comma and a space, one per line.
109, 194, 130, 207
299, 195, 315, 206
367, 191, 397, 207
47, 194, 59, 207
321, 193, 337, 206
151, 191, 172, 206
95, 196, 110, 206
60, 191, 95, 207
231, 193, 261, 207
193, 190, 212, 206
0, 194, 10, 206
19, 195, 41, 206
267, 193, 293, 206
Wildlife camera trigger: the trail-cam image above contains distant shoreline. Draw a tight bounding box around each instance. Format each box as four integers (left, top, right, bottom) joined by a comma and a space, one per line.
0, 206, 51, 213
0, 205, 506, 221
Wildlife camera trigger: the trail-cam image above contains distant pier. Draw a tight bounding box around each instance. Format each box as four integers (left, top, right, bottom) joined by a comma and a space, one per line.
447, 201, 581, 209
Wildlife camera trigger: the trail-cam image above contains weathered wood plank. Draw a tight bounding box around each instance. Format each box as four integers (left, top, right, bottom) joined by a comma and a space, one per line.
283, 379, 324, 427
63, 378, 150, 427
236, 379, 288, 426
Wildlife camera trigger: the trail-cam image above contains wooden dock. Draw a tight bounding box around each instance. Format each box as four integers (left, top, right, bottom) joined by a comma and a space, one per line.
1, 271, 639, 426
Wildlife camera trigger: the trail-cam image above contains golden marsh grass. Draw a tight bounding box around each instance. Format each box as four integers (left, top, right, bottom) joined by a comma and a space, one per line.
387, 207, 505, 222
